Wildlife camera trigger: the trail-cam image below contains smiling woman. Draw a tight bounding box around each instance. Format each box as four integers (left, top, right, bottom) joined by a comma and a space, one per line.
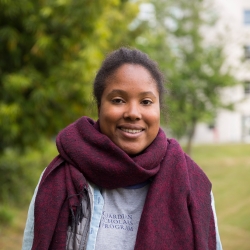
98, 64, 160, 155
22, 47, 222, 250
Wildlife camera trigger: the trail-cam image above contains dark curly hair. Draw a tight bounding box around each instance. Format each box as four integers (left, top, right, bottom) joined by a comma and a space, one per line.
93, 47, 166, 108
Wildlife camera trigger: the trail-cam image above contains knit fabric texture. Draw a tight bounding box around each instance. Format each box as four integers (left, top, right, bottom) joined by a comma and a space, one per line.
32, 116, 216, 249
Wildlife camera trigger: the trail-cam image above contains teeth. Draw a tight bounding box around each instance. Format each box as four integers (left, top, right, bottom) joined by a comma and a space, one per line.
121, 128, 142, 134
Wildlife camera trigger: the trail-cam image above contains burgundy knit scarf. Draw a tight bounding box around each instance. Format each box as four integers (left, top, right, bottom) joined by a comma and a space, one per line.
32, 116, 216, 249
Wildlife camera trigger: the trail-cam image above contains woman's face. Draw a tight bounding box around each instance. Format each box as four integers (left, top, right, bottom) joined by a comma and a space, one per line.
98, 63, 160, 155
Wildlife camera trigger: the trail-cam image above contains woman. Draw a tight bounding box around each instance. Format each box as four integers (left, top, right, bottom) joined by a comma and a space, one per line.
22, 47, 222, 250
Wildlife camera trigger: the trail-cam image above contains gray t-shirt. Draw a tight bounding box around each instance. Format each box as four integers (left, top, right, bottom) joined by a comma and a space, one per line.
95, 183, 149, 250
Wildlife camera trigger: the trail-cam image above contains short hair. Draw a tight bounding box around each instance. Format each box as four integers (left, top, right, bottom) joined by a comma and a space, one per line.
93, 47, 166, 108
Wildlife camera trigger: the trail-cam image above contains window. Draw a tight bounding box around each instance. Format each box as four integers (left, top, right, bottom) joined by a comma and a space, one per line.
244, 10, 250, 24
244, 45, 250, 59
242, 115, 250, 142
244, 81, 250, 94
244, 10, 250, 25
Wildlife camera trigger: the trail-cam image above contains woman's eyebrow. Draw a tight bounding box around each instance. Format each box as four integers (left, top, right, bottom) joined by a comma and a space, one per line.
107, 89, 126, 97
106, 89, 157, 98
138, 91, 157, 98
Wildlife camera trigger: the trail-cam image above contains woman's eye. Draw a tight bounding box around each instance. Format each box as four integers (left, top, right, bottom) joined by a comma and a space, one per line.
141, 100, 153, 105
111, 98, 124, 104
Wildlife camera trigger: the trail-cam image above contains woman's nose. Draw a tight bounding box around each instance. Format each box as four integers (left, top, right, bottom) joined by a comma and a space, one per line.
123, 103, 142, 120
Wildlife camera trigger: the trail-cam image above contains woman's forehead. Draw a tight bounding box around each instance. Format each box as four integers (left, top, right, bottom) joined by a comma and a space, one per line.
102, 64, 159, 100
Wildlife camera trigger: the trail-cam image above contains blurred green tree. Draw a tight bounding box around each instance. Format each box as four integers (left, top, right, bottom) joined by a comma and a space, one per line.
137, 0, 237, 154
0, 0, 147, 210
0, 0, 142, 152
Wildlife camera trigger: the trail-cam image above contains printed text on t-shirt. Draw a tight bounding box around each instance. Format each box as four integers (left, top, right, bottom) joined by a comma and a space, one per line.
100, 211, 133, 231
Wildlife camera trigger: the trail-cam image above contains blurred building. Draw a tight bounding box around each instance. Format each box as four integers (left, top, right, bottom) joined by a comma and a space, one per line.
193, 0, 250, 144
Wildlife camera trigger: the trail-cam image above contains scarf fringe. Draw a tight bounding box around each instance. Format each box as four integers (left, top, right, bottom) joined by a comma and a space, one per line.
68, 187, 89, 228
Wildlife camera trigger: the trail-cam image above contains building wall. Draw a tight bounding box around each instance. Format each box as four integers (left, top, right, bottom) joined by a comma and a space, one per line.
193, 0, 250, 144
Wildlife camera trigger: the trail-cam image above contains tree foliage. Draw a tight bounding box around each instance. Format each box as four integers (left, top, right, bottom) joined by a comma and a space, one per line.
0, 0, 142, 152
0, 0, 147, 210
137, 0, 237, 154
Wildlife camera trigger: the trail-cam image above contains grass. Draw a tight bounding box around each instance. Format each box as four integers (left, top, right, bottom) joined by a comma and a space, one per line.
0, 208, 26, 250
0, 143, 249, 249
192, 143, 250, 250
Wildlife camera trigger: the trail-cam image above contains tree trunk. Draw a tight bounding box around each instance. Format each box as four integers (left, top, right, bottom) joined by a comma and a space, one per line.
185, 120, 197, 156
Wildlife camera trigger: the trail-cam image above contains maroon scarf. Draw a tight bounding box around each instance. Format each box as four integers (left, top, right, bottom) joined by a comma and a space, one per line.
33, 116, 216, 249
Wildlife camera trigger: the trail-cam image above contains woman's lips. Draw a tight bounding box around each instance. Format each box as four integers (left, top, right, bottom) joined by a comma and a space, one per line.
120, 128, 143, 134
117, 126, 145, 138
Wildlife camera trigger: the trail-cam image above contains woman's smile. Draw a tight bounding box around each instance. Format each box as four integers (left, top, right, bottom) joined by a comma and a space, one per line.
118, 126, 145, 139
98, 63, 160, 155
119, 128, 144, 134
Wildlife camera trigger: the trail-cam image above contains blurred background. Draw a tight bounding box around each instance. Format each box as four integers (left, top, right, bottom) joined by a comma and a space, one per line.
0, 0, 249, 249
